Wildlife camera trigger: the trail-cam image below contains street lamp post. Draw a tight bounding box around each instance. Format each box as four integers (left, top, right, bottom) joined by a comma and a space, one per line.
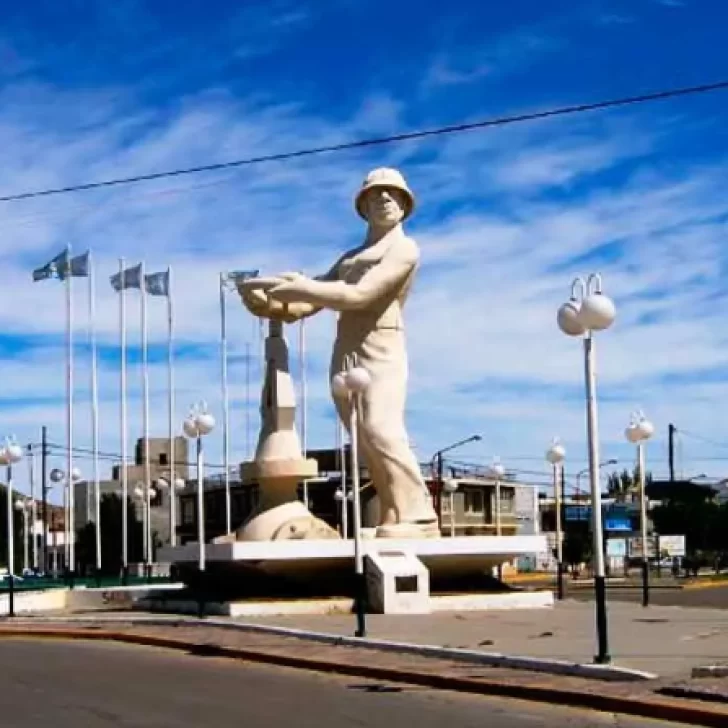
157, 475, 185, 548
183, 402, 215, 573
546, 439, 566, 601
442, 479, 458, 537
431, 435, 482, 528
488, 457, 506, 536
332, 355, 371, 638
334, 488, 353, 538
134, 483, 157, 571
14, 499, 31, 574
1, 437, 23, 617
557, 272, 616, 665
49, 466, 81, 582
625, 411, 655, 607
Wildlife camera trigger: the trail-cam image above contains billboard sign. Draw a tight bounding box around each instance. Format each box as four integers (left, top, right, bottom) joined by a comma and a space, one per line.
659, 535, 686, 557
565, 505, 591, 522
606, 538, 627, 557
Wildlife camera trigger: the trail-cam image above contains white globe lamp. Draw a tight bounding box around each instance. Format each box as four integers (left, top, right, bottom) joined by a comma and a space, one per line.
636, 417, 654, 440
546, 441, 566, 465
443, 478, 459, 494
5, 442, 23, 464
346, 366, 371, 393
557, 299, 587, 337
578, 292, 616, 331
625, 424, 642, 444
331, 372, 348, 398
183, 417, 198, 438
489, 460, 506, 479
196, 412, 216, 436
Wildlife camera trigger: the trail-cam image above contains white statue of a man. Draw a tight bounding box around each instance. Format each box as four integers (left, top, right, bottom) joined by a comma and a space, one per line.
240, 168, 439, 538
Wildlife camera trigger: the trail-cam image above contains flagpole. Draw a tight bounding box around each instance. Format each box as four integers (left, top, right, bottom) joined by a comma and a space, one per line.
167, 266, 177, 547
66, 244, 75, 576
28, 445, 37, 570
340, 420, 348, 539
141, 261, 152, 568
88, 252, 101, 572
300, 320, 308, 506
119, 258, 129, 574
220, 273, 232, 534
245, 341, 251, 460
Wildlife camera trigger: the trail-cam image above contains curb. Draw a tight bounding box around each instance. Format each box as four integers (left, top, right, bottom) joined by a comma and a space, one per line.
0, 626, 726, 727
4, 613, 654, 682
683, 581, 728, 591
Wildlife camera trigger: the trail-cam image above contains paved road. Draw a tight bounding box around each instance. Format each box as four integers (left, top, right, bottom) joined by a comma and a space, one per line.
0, 638, 692, 727
565, 582, 728, 608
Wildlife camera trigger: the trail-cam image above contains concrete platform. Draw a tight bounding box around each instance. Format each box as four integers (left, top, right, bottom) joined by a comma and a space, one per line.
136, 589, 553, 617
159, 535, 546, 580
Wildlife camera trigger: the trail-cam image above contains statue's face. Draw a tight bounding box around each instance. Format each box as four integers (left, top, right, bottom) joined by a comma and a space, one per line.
363, 186, 407, 225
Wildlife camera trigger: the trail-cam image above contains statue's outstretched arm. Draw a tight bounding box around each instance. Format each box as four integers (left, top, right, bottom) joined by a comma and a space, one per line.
238, 255, 343, 322
269, 240, 418, 312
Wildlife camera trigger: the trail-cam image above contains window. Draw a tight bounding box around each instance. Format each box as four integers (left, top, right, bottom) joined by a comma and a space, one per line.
464, 489, 484, 514
499, 488, 515, 514
159, 453, 169, 466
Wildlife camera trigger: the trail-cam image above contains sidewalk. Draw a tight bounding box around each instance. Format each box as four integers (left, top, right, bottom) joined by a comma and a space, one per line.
241, 600, 728, 678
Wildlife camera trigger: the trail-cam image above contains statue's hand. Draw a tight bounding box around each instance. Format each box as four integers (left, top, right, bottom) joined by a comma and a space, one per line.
268, 272, 312, 304
239, 285, 270, 317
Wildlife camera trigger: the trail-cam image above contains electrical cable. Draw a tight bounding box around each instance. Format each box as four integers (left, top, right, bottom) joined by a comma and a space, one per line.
1, 79, 727, 204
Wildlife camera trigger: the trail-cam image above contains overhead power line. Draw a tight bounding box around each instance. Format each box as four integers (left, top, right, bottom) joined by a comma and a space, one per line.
676, 428, 728, 451
1, 79, 727, 204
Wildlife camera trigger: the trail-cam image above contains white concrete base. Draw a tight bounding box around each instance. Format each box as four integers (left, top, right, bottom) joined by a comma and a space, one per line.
160, 535, 546, 581
0, 588, 68, 613
430, 590, 553, 611
366, 550, 430, 614
136, 589, 553, 617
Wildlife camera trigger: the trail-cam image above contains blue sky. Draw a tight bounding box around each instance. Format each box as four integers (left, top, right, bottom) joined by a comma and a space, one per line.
1, 0, 728, 498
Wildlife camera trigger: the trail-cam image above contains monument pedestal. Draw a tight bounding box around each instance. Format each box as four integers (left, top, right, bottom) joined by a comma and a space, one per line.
159, 534, 551, 613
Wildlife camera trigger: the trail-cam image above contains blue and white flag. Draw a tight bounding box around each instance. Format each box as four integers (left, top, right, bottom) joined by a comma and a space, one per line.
144, 270, 170, 297
225, 269, 259, 287
109, 263, 142, 292
64, 251, 90, 279
32, 249, 69, 282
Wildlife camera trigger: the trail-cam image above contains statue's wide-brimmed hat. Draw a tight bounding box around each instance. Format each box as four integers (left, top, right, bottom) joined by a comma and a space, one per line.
355, 167, 415, 221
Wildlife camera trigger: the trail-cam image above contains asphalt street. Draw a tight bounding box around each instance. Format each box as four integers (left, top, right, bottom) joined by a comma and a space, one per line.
0, 638, 694, 728
565, 582, 728, 608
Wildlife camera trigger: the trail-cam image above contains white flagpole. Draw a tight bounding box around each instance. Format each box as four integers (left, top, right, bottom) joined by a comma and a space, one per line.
89, 252, 101, 572
300, 320, 308, 506
340, 421, 348, 539
167, 267, 177, 547
119, 258, 129, 573
141, 261, 152, 567
66, 245, 75, 574
28, 446, 37, 570
245, 341, 251, 460
220, 273, 231, 534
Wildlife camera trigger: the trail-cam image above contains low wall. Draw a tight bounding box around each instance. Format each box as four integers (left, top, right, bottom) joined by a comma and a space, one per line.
0, 588, 68, 614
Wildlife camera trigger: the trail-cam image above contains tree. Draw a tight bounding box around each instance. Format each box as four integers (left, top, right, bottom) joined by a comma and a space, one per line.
650, 495, 728, 560
606, 467, 653, 501
75, 494, 143, 576
563, 529, 591, 574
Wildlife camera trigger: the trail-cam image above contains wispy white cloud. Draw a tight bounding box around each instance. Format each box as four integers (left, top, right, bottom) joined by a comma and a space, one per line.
422, 27, 562, 89
0, 15, 727, 504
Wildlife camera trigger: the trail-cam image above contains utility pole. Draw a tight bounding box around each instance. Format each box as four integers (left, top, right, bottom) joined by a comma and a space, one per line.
668, 423, 676, 483
41, 426, 49, 573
